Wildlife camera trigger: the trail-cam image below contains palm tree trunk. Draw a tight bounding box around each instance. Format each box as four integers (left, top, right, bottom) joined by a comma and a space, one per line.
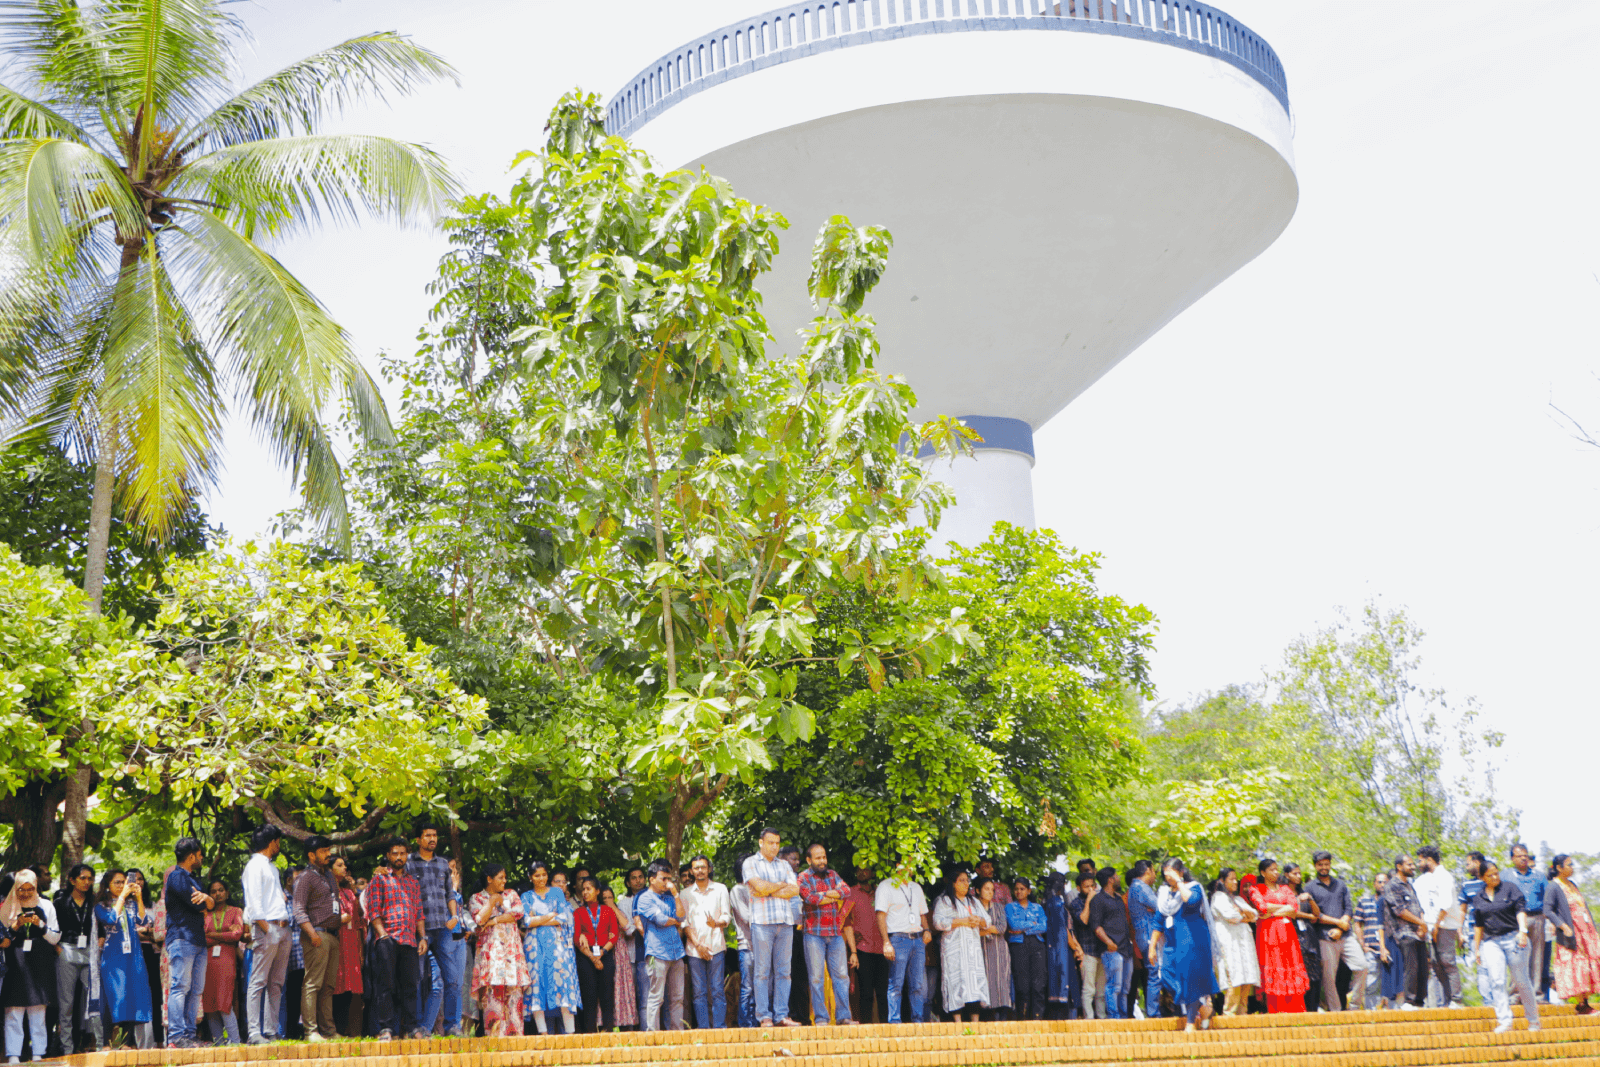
82, 432, 115, 614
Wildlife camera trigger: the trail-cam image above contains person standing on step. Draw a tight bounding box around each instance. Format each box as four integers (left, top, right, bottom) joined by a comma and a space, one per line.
97, 870, 154, 1049
845, 866, 887, 1025
241, 825, 290, 1045
636, 860, 687, 1031
931, 870, 988, 1024
1088, 869, 1131, 1020
2, 870, 59, 1063
1126, 861, 1163, 1019
1508, 844, 1549, 1003
729, 857, 758, 1028
1355, 871, 1394, 1009
573, 876, 618, 1033
1306, 851, 1366, 1012
292, 837, 343, 1043
163, 839, 213, 1049
52, 864, 95, 1056
875, 862, 930, 1025
520, 861, 580, 1035
1208, 869, 1259, 1017
1005, 877, 1048, 1021
1413, 845, 1462, 1008
1381, 855, 1429, 1011
797, 845, 856, 1026
777, 845, 810, 1024
200, 879, 244, 1044
680, 857, 729, 1030
1071, 871, 1105, 1019
367, 841, 427, 1041
469, 864, 528, 1037
743, 830, 801, 1028
1545, 854, 1600, 1015
1156, 860, 1217, 1031
1282, 864, 1323, 1012
1469, 860, 1541, 1034
406, 826, 464, 1037
1246, 859, 1308, 1014
621, 867, 650, 1027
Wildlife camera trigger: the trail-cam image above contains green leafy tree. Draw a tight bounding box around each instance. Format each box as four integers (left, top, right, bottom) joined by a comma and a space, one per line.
0, 0, 460, 863
0, 545, 130, 868
85, 540, 493, 849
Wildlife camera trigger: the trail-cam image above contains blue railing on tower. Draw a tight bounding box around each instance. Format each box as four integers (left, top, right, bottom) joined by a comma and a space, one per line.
606, 0, 1289, 140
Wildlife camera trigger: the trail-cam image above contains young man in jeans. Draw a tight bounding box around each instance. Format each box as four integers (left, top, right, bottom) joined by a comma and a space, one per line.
743, 829, 802, 1027
164, 838, 214, 1049
874, 864, 930, 1024
406, 826, 464, 1036
367, 841, 428, 1040
635, 859, 687, 1031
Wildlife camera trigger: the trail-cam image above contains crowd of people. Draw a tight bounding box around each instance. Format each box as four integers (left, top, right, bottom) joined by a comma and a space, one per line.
3, 827, 1598, 1058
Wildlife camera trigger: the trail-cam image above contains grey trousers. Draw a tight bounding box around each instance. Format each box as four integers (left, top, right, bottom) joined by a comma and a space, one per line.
1522, 918, 1547, 998
55, 950, 92, 1053
1430, 927, 1462, 1004
1078, 955, 1108, 1019
247, 922, 292, 1041
1319, 935, 1367, 1012
645, 956, 685, 1032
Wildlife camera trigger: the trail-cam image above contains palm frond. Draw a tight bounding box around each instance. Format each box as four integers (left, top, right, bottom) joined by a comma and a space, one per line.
0, 0, 112, 111
167, 207, 395, 547
173, 132, 459, 240
0, 81, 97, 143
180, 32, 458, 152
0, 273, 114, 455
0, 137, 144, 267
98, 238, 222, 536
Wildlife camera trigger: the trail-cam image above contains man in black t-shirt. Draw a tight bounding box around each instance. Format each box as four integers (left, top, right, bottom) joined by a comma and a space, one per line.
1088, 869, 1133, 1020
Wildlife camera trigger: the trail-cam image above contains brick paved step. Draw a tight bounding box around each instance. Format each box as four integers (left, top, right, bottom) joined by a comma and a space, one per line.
66, 1007, 1598, 1067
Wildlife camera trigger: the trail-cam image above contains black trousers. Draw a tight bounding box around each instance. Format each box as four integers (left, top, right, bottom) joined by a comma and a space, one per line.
370, 938, 421, 1037
577, 950, 616, 1033
1397, 939, 1428, 1008
284, 968, 305, 1039
789, 931, 810, 1023
1009, 938, 1048, 1020
854, 951, 890, 1024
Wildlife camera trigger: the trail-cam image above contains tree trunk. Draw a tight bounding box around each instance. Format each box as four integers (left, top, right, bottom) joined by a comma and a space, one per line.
0, 781, 68, 870
663, 786, 687, 868
81, 427, 116, 614
60, 763, 91, 871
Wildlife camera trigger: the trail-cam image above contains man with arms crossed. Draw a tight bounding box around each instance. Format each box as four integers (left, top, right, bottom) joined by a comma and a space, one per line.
743, 829, 802, 1027
1307, 850, 1367, 1012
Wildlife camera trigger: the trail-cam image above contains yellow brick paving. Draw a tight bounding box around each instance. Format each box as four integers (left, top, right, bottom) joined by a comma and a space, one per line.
60, 1005, 1598, 1067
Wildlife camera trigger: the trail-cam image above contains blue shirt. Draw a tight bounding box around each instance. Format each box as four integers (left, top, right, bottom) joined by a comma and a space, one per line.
163, 867, 208, 947
1004, 901, 1047, 943
1509, 868, 1547, 914
1460, 878, 1485, 931
635, 889, 685, 962
405, 854, 455, 930
1128, 879, 1161, 952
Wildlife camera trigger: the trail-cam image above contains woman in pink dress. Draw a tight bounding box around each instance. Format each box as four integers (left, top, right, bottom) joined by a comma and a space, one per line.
601, 887, 638, 1029
1547, 854, 1600, 1013
331, 857, 366, 1036
470, 864, 531, 1035
1245, 858, 1308, 1014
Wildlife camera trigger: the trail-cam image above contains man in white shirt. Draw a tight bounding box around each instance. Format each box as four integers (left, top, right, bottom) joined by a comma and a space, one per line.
1414, 845, 1463, 1008
682, 856, 731, 1028
874, 864, 931, 1024
742, 828, 801, 1027
241, 825, 290, 1044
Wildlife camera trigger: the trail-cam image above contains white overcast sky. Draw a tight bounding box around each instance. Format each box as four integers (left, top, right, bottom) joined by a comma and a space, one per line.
211, 1, 1600, 856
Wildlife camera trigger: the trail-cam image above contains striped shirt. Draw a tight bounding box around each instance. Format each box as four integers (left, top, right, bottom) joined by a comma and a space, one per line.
741, 855, 798, 926
1355, 893, 1382, 951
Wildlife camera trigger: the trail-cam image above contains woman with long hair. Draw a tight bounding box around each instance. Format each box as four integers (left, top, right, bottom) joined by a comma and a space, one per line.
931, 870, 989, 1022
972, 876, 1012, 1021
1208, 869, 1259, 1016
330, 856, 365, 1037
471, 864, 530, 1036
520, 861, 579, 1034
200, 880, 243, 1044
600, 887, 638, 1030
1545, 854, 1600, 1014
1041, 872, 1073, 1018
573, 877, 618, 1033
1156, 859, 1217, 1031
96, 870, 153, 1049
1246, 859, 1308, 1014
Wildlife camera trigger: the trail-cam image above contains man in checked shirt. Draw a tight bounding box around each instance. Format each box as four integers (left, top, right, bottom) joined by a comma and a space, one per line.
797, 844, 859, 1025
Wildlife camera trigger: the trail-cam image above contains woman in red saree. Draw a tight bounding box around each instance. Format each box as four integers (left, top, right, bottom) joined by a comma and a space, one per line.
1246, 859, 1309, 1013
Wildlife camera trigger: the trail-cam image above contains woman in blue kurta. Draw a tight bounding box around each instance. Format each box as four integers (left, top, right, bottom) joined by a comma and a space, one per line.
520, 862, 580, 1034
96, 870, 154, 1048
1042, 873, 1073, 1016
1156, 859, 1219, 1030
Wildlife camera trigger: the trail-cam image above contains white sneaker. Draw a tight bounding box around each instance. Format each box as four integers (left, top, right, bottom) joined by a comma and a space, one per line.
307, 1032, 326, 1043
1494, 1022, 1513, 1034
1401, 1003, 1418, 1011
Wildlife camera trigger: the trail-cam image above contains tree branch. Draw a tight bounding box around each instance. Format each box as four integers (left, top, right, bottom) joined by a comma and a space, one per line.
248, 797, 392, 845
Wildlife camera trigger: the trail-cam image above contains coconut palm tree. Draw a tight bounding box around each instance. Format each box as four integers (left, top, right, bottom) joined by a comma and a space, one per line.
0, 0, 459, 865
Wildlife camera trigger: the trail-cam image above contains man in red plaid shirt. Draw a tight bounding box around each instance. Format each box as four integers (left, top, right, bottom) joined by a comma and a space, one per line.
366, 842, 428, 1041
797, 844, 859, 1025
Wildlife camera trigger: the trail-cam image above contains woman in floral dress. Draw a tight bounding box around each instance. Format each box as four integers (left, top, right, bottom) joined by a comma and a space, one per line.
1246, 859, 1308, 1014
470, 865, 530, 1036
521, 862, 580, 1034
1547, 854, 1600, 1014
601, 888, 638, 1029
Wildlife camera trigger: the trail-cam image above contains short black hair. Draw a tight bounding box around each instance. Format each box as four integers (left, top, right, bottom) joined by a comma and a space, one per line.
758, 827, 782, 842
1076, 858, 1097, 873
1130, 859, 1152, 880
1095, 867, 1117, 889
174, 836, 204, 863
626, 866, 645, 880
1393, 855, 1408, 870
1416, 845, 1441, 864
1510, 842, 1530, 858
418, 823, 441, 837
1312, 850, 1333, 864
646, 858, 675, 880
251, 825, 283, 852
690, 855, 713, 876
778, 845, 801, 860
480, 863, 506, 888
1012, 875, 1032, 891
1075, 871, 1096, 888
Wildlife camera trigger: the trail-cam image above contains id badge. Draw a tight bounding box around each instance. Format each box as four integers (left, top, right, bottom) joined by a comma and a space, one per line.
1164, 915, 1174, 929
77, 935, 88, 949
21, 939, 31, 953
121, 936, 132, 955
212, 945, 222, 957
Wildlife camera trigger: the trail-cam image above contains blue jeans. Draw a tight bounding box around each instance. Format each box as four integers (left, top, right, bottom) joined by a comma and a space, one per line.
167, 939, 209, 1043
737, 948, 757, 1027
687, 952, 726, 1028
420, 930, 464, 1033
750, 923, 794, 1023
886, 933, 926, 1024
1100, 952, 1126, 1019
634, 936, 649, 1024
803, 934, 852, 1023
1144, 953, 1162, 1018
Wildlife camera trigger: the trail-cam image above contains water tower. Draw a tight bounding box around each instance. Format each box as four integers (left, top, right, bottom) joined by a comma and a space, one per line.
607, 1, 1296, 549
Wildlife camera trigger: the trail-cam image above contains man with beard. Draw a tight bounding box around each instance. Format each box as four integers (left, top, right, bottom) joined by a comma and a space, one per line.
796, 845, 857, 1025
366, 842, 427, 1040
845, 866, 887, 1024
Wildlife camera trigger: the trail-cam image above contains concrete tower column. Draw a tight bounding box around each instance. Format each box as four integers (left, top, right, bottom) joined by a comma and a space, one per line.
923, 416, 1035, 554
